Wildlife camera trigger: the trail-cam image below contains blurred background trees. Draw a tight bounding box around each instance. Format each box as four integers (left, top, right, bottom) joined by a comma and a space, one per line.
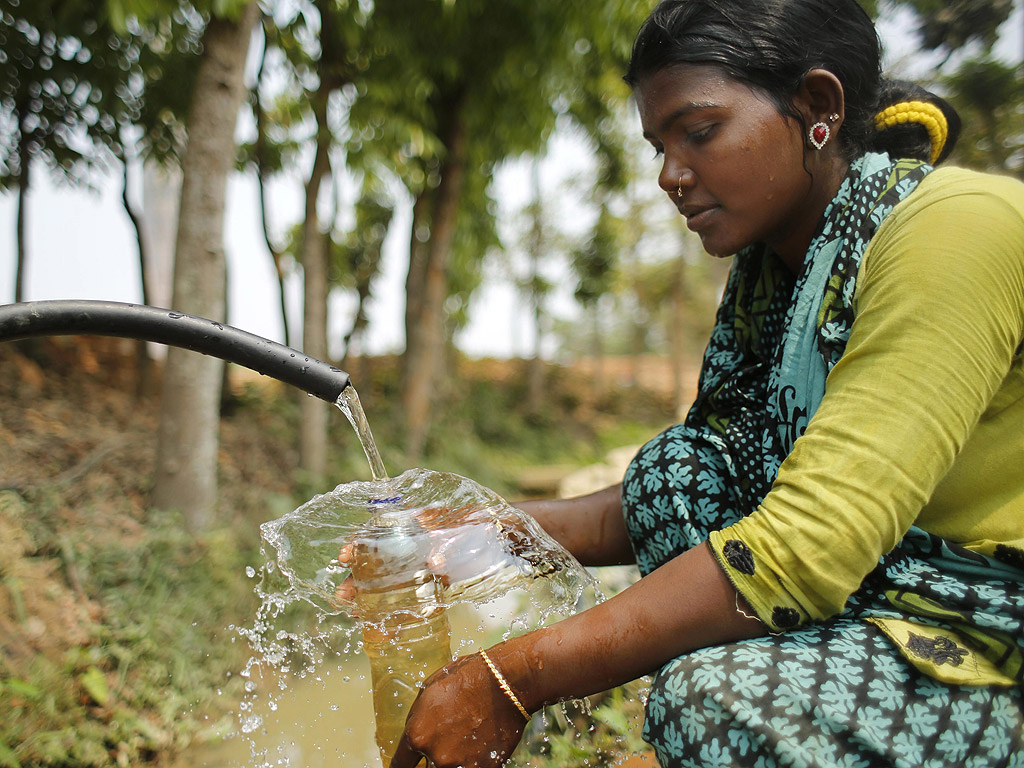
2, 0, 1022, 529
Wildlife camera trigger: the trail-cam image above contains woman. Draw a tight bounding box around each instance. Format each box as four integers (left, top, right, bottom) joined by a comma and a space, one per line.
389, 1, 1024, 766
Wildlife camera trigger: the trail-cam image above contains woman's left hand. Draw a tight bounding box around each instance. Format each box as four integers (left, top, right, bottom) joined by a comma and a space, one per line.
389, 652, 529, 768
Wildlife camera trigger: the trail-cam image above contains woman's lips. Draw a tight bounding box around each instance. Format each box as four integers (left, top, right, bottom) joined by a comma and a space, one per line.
681, 204, 718, 231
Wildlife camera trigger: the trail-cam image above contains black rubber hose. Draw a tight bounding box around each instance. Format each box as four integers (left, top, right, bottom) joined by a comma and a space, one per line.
0, 300, 350, 403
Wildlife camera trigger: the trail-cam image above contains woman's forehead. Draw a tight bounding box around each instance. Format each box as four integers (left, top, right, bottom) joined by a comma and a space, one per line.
636, 65, 757, 126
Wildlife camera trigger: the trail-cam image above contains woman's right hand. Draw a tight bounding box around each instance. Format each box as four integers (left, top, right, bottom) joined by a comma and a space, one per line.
389, 651, 531, 768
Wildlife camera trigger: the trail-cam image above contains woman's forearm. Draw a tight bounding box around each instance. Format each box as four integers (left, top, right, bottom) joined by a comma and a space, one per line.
491, 542, 766, 709
515, 484, 634, 567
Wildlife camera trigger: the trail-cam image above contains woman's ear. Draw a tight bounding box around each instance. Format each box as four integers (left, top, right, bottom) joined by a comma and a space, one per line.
796, 68, 846, 128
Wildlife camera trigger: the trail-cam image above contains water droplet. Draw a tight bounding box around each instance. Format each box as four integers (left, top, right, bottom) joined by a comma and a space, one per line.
240, 714, 263, 734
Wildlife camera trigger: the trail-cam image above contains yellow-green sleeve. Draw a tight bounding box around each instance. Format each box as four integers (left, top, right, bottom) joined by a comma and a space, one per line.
708, 169, 1024, 631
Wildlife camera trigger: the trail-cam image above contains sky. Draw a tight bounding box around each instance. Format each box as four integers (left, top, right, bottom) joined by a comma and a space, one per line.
1, 2, 1020, 360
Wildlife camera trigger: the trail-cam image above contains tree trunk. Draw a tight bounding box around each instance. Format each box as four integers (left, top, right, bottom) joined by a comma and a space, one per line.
152, 3, 258, 532
526, 160, 545, 416
296, 0, 352, 485
590, 303, 605, 400
403, 189, 432, 382
257, 168, 292, 346
121, 161, 153, 400
14, 120, 30, 304
670, 256, 688, 421
342, 278, 372, 363
630, 249, 644, 388
254, 16, 292, 347
298, 122, 332, 483
526, 288, 545, 415
401, 97, 467, 460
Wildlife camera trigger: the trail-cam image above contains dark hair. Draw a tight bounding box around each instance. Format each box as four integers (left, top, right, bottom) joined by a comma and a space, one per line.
625, 0, 960, 164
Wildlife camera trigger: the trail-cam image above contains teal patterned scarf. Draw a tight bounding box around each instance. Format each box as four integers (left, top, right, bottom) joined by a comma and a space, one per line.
686, 152, 932, 511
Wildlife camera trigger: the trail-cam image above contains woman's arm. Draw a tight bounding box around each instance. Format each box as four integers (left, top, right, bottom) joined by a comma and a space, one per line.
390, 542, 765, 768
514, 483, 635, 567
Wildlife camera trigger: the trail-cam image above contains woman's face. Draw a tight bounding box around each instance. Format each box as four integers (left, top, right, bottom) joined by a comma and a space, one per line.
636, 64, 830, 264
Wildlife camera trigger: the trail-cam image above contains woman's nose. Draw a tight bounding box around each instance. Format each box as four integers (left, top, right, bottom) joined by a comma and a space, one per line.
659, 164, 695, 198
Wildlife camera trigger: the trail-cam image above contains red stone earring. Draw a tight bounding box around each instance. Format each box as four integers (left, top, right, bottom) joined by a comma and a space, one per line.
809, 120, 830, 150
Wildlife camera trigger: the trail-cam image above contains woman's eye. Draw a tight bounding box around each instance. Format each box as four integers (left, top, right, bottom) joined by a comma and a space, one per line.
688, 125, 713, 143
652, 147, 664, 159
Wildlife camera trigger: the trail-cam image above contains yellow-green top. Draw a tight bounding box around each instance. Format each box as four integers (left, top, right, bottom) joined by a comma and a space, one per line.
709, 166, 1024, 629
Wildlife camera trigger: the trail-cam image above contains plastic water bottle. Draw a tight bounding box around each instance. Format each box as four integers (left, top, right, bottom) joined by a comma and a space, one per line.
351, 511, 452, 766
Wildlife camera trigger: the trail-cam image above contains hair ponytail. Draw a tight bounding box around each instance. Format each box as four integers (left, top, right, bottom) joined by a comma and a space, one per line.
869, 79, 961, 165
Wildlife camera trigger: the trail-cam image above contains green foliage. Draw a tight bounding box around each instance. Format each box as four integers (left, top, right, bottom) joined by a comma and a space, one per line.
0, 505, 257, 767
515, 686, 652, 767
107, 0, 254, 32
446, 166, 500, 332
0, 0, 126, 187
890, 0, 1013, 51
857, 0, 881, 18
561, 1, 649, 192
944, 57, 1024, 174
0, 0, 204, 191
573, 204, 621, 306
330, 188, 394, 290
327, 185, 395, 350
406, 358, 672, 494
369, 0, 648, 324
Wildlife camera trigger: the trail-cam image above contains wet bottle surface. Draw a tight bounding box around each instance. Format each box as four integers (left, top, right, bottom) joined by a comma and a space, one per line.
351, 513, 452, 767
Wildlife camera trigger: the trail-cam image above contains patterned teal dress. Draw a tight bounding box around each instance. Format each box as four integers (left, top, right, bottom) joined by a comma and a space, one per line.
622, 154, 1024, 767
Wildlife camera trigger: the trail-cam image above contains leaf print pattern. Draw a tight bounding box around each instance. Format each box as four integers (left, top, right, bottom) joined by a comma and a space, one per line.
640, 619, 1023, 767
664, 462, 693, 489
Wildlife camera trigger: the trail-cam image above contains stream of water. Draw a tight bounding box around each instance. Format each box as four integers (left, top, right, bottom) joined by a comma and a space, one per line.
335, 387, 388, 481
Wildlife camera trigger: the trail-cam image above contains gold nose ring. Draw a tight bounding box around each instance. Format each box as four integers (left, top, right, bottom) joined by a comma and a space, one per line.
676, 176, 684, 198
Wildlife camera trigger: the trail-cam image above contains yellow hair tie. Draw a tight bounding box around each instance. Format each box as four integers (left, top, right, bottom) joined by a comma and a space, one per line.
874, 100, 949, 165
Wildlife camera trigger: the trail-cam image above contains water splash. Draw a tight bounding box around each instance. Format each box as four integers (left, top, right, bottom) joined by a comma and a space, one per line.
257, 468, 592, 615
225, 467, 661, 767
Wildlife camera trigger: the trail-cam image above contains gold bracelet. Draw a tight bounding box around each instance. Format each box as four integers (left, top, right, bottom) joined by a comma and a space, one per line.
479, 649, 530, 721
